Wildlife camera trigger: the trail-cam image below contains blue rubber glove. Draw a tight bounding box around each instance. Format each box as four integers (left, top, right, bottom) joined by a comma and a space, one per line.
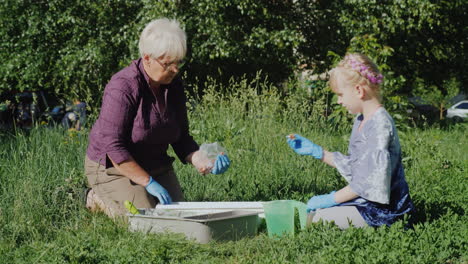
211, 154, 230, 174
286, 134, 323, 159
145, 177, 172, 204
307, 191, 338, 213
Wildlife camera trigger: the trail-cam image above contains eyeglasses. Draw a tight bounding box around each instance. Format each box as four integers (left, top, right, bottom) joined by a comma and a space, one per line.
154, 58, 185, 71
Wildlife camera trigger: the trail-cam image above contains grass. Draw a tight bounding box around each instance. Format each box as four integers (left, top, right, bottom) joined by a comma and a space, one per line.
0, 80, 466, 263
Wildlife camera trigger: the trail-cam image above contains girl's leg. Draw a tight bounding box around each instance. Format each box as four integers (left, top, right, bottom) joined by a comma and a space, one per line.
310, 206, 367, 229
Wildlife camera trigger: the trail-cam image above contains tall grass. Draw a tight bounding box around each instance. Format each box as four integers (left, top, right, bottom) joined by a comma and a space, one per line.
0, 78, 466, 263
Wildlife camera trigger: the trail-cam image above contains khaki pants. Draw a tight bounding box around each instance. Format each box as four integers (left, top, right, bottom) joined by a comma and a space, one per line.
84, 156, 184, 217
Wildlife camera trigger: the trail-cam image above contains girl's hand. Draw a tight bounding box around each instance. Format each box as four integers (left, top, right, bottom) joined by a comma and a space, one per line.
286, 134, 323, 159
307, 191, 338, 212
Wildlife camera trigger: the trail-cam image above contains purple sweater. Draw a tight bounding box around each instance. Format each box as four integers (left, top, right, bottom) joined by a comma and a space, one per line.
86, 58, 199, 171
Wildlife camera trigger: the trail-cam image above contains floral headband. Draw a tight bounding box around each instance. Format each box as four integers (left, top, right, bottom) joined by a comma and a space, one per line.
344, 55, 383, 84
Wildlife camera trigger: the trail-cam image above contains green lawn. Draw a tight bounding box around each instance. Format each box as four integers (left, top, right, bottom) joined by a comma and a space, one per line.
1, 84, 466, 263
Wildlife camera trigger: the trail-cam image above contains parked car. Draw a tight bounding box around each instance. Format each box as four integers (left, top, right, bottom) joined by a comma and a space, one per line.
407, 97, 439, 122
446, 100, 468, 121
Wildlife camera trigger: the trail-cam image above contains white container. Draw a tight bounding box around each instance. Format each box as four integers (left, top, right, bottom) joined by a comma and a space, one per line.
127, 209, 259, 244
155, 201, 265, 218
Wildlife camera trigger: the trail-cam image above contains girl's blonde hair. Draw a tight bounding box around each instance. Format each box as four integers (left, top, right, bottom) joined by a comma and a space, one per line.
139, 18, 187, 61
329, 53, 383, 100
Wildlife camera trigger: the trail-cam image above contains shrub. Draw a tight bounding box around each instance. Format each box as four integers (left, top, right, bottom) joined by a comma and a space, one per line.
1, 0, 465, 121
0, 0, 141, 110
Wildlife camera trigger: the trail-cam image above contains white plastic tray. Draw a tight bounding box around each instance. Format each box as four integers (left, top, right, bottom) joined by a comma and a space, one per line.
155, 201, 265, 218
127, 209, 259, 244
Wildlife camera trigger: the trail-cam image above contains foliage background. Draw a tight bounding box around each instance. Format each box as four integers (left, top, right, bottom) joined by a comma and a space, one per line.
1, 0, 466, 116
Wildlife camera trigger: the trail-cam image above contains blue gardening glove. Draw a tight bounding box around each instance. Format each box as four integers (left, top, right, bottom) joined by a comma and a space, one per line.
307, 191, 338, 213
145, 177, 172, 205
286, 134, 323, 159
211, 154, 230, 174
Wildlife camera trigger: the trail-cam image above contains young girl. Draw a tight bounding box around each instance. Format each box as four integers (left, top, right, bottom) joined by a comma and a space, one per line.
287, 53, 414, 228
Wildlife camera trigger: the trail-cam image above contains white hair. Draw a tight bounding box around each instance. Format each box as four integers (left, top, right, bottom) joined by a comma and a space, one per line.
138, 18, 187, 61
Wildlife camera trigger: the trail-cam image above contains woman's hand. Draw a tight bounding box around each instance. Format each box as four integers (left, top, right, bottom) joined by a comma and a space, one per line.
211, 154, 230, 174
145, 177, 172, 204
189, 150, 214, 174
187, 151, 231, 175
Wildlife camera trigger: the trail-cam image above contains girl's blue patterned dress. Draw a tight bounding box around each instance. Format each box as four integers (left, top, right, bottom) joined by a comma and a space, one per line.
333, 108, 414, 227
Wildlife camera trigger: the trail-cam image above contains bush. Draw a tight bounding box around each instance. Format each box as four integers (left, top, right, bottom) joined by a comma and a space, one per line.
0, 0, 141, 110
137, 0, 304, 86
335, 0, 466, 104
0, 0, 304, 110
1, 0, 465, 119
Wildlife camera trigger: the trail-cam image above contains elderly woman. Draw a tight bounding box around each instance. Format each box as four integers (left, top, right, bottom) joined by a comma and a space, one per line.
84, 18, 230, 217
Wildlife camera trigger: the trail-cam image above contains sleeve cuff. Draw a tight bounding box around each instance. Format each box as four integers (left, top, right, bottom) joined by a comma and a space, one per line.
106, 150, 131, 165
173, 140, 199, 164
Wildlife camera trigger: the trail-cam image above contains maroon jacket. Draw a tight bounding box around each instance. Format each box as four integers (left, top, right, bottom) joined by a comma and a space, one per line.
86, 58, 199, 171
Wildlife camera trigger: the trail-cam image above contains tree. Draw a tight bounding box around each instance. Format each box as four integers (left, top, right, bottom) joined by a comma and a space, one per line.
414, 77, 461, 120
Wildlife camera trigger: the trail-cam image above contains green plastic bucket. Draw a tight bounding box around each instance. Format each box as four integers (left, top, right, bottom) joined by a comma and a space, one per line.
262, 200, 308, 237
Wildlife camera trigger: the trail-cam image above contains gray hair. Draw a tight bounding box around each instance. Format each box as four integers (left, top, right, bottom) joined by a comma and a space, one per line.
138, 18, 187, 61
